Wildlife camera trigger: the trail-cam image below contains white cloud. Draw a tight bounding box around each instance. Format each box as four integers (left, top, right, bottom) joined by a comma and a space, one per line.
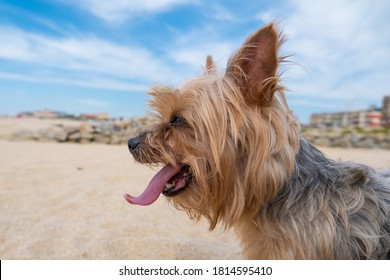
0, 26, 173, 80
75, 98, 110, 109
0, 25, 182, 90
288, 98, 338, 109
62, 0, 197, 24
272, 0, 390, 109
171, 42, 235, 70
165, 23, 238, 73
206, 4, 237, 22
0, 72, 147, 92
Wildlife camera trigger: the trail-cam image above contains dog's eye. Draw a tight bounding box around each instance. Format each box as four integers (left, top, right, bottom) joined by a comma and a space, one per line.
169, 115, 186, 126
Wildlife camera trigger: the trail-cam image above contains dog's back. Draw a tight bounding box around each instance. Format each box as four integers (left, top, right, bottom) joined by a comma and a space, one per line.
261, 139, 390, 259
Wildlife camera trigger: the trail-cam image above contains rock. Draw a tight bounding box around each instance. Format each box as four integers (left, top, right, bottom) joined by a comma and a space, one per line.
64, 126, 80, 135
81, 132, 94, 141
335, 135, 351, 148
11, 130, 38, 141
302, 127, 390, 150
80, 122, 93, 133
314, 137, 330, 147
110, 134, 123, 145
94, 134, 111, 144
52, 129, 68, 142
37, 128, 63, 142
80, 138, 92, 144
79, 123, 94, 141
68, 132, 81, 142
9, 118, 148, 144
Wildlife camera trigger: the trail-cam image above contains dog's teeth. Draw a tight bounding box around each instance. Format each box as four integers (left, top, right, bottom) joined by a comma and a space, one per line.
165, 183, 174, 189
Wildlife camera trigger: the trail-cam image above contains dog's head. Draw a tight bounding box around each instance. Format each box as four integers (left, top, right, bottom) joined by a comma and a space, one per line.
125, 23, 300, 229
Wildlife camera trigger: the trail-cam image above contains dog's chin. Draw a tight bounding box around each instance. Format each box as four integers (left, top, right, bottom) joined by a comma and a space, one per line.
162, 164, 193, 197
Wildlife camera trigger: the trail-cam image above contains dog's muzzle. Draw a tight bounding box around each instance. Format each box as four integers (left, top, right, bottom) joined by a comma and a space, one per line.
128, 136, 140, 153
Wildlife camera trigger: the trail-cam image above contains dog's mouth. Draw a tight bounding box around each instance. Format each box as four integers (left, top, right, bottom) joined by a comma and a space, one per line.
124, 164, 192, 206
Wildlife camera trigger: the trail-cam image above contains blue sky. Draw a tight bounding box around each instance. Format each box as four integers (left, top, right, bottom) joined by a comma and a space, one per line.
0, 0, 389, 123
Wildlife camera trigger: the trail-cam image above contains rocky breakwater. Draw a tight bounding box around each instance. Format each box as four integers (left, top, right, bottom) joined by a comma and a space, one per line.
10, 117, 151, 145
302, 127, 390, 149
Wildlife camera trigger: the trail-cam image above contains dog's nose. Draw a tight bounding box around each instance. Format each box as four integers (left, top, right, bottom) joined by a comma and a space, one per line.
128, 137, 140, 152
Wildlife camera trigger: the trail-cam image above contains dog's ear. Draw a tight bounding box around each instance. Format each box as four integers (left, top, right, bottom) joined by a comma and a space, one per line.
205, 55, 217, 75
226, 23, 281, 107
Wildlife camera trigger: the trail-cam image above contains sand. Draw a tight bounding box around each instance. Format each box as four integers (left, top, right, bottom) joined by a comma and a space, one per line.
1, 118, 390, 260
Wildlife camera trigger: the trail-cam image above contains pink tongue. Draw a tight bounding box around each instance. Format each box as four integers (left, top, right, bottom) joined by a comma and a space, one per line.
124, 165, 180, 206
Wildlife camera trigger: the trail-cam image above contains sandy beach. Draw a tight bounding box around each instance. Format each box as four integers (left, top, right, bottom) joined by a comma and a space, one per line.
1, 118, 390, 259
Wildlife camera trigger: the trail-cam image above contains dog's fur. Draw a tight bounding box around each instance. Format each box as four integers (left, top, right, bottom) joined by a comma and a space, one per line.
126, 23, 390, 259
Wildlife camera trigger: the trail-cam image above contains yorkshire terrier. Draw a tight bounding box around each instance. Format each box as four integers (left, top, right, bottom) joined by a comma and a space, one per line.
125, 23, 390, 259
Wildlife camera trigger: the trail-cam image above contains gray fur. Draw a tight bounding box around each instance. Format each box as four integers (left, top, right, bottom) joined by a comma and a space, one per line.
266, 138, 390, 259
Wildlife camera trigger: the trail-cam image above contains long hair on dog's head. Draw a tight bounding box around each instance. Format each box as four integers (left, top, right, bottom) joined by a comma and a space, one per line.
126, 22, 390, 260
146, 23, 300, 229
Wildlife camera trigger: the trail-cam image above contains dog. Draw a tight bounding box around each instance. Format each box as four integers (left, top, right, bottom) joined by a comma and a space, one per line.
125, 23, 390, 259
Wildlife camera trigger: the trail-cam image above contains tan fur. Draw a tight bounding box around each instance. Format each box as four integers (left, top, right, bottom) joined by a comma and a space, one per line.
128, 23, 390, 259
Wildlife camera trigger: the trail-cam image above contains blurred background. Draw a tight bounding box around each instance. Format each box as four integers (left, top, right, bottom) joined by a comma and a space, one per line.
0, 0, 389, 124
1, 0, 390, 260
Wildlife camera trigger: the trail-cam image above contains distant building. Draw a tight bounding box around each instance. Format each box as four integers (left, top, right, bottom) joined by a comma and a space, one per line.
16, 111, 34, 118
382, 96, 390, 127
80, 113, 110, 120
16, 109, 65, 119
34, 108, 58, 119
16, 109, 77, 119
310, 96, 389, 128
